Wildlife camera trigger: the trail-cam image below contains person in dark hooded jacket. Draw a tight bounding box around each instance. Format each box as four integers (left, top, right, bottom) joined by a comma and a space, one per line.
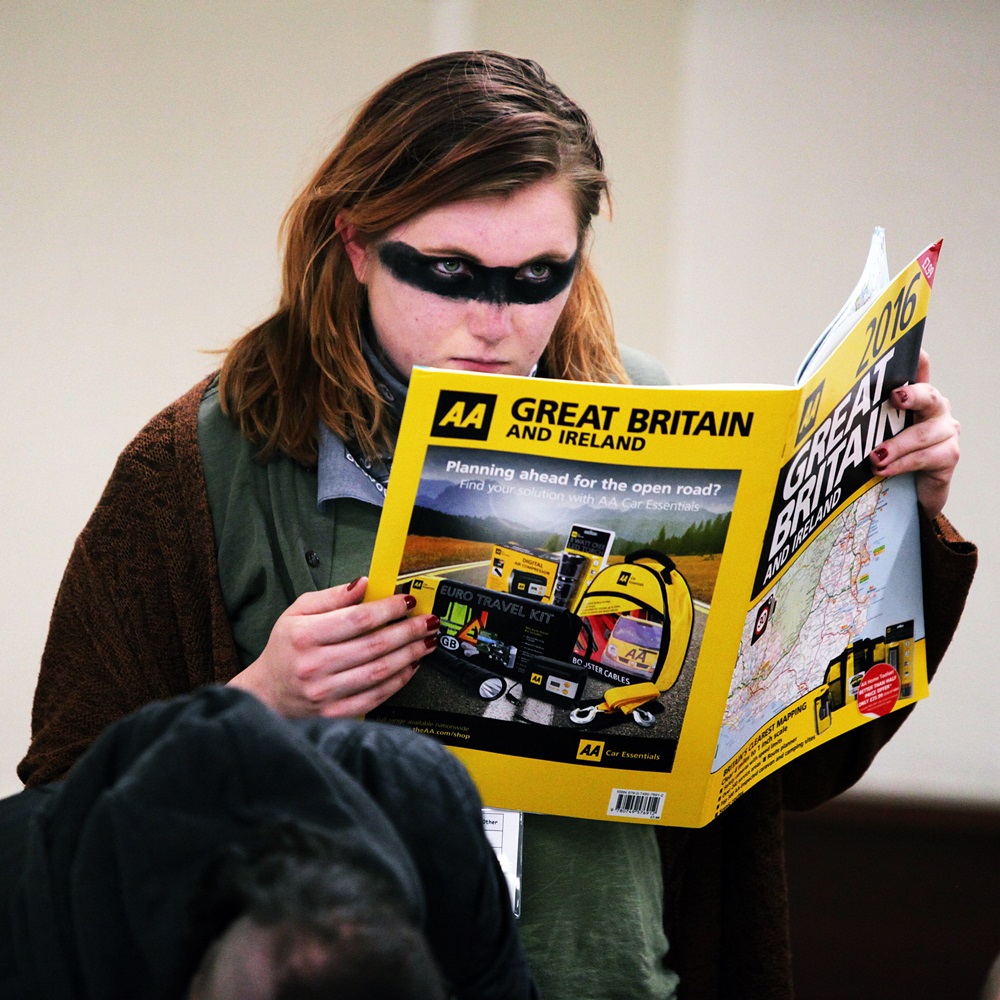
0, 686, 537, 1000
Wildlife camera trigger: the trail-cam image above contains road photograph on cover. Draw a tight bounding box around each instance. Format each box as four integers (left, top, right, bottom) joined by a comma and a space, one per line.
369, 444, 741, 768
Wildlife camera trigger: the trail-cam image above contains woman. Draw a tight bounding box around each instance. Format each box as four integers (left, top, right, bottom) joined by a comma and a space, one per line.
19, 51, 974, 999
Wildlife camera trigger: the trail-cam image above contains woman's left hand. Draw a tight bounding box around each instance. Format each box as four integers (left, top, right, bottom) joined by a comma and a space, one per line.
869, 350, 960, 519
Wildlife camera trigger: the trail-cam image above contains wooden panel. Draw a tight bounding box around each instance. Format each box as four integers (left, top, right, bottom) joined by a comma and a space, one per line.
784, 796, 1000, 1000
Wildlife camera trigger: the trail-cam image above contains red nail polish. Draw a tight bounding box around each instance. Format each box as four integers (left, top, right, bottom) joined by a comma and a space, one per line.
426, 615, 440, 632
423, 635, 438, 650
896, 389, 909, 405
403, 594, 417, 611
874, 447, 889, 462
346, 576, 364, 592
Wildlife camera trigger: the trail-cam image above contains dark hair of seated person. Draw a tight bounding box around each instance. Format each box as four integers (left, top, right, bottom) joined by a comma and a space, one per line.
186, 822, 447, 1000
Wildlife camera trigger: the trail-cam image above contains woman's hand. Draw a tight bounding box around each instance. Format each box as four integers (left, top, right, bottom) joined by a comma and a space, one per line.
869, 350, 960, 519
228, 576, 438, 718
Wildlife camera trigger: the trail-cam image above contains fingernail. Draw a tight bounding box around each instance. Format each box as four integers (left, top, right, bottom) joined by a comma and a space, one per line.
346, 576, 364, 592
874, 447, 889, 462
423, 635, 439, 650
426, 615, 440, 633
895, 389, 909, 405
403, 594, 417, 611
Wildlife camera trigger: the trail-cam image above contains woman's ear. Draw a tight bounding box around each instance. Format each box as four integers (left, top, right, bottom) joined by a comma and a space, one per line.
337, 215, 369, 283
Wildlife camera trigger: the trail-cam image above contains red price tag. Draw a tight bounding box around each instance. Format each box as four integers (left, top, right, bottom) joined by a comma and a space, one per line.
856, 663, 900, 717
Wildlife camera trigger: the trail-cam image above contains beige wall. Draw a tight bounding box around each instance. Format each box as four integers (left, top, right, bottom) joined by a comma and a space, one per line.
2, 1, 996, 800
663, 1, 999, 801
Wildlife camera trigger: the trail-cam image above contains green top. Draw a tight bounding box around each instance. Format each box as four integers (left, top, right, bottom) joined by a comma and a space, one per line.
197, 353, 679, 1000
197, 379, 379, 667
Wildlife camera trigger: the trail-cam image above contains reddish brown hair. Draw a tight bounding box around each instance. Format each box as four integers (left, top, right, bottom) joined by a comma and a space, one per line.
220, 51, 626, 464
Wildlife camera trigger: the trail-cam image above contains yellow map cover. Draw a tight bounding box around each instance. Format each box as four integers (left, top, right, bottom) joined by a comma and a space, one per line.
365, 237, 942, 827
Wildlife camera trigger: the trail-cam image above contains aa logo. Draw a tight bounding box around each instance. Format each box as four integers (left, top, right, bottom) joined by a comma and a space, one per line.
795, 380, 824, 446
431, 390, 497, 441
576, 739, 605, 762
617, 570, 632, 586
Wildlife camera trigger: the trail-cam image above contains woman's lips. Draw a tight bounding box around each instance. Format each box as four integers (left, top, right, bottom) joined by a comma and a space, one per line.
452, 358, 508, 373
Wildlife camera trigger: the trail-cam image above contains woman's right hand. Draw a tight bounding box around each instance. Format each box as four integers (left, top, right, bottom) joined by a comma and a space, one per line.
227, 576, 439, 718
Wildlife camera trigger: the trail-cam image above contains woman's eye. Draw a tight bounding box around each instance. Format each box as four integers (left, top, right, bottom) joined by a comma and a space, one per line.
432, 258, 469, 277
518, 262, 552, 282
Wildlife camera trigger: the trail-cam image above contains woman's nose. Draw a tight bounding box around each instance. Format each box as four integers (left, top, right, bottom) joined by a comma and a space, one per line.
467, 302, 514, 342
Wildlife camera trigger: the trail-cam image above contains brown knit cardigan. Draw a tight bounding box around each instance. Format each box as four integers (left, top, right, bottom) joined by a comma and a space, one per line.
19, 376, 978, 1000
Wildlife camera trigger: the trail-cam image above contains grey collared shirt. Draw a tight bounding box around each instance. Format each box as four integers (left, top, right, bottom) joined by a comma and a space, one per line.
316, 423, 387, 508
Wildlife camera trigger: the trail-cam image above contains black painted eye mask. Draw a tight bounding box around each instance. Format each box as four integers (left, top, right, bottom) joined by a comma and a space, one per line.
376, 241, 577, 305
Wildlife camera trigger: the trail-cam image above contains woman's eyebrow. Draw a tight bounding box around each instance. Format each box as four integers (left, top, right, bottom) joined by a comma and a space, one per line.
415, 243, 577, 265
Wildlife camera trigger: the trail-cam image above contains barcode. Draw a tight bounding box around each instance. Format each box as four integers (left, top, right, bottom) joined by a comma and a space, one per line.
607, 788, 665, 820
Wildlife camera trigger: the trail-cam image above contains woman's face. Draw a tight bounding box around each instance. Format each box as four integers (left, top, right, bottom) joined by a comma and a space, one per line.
345, 177, 580, 379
